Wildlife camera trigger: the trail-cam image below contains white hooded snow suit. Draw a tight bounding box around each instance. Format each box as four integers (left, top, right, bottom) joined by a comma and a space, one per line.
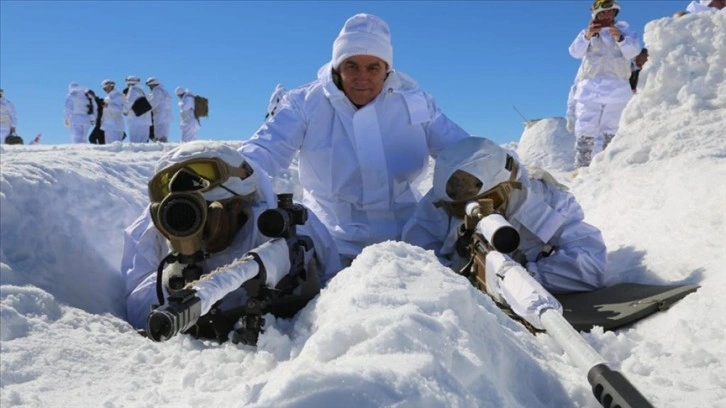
402, 138, 608, 295
121, 141, 341, 330
0, 96, 17, 140
148, 84, 172, 142
102, 89, 125, 143
64, 83, 93, 144
178, 92, 200, 142
569, 20, 641, 166
239, 64, 470, 264
123, 84, 152, 143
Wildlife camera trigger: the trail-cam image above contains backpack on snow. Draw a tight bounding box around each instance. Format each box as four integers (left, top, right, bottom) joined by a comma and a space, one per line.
194, 95, 209, 120
5, 133, 24, 145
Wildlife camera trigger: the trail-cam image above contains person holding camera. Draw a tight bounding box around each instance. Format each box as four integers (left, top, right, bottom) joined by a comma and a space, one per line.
122, 141, 341, 341
239, 13, 472, 267
568, 0, 642, 168
122, 75, 152, 143
401, 137, 608, 326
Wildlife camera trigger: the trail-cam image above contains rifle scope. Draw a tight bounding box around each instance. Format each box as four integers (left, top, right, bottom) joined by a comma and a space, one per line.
258, 194, 307, 238
465, 201, 520, 253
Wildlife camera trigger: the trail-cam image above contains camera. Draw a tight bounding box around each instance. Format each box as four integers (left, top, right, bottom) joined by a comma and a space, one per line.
591, 19, 613, 28
258, 194, 308, 238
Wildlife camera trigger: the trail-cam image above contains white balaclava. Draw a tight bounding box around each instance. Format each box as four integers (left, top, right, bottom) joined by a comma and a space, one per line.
433, 137, 518, 203
154, 141, 258, 202
331, 13, 393, 71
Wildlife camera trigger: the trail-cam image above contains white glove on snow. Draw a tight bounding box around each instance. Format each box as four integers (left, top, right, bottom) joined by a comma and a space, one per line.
486, 251, 562, 330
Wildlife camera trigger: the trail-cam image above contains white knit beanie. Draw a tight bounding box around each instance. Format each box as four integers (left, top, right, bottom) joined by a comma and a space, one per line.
332, 13, 393, 70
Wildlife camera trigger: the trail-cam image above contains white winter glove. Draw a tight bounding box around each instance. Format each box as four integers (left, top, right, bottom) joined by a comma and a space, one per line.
487, 251, 562, 330
161, 262, 186, 294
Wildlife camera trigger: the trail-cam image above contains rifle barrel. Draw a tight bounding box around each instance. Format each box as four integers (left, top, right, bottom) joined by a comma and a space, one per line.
540, 310, 653, 408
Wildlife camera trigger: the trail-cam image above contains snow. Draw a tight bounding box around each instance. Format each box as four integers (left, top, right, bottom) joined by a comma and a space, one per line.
1, 11, 725, 408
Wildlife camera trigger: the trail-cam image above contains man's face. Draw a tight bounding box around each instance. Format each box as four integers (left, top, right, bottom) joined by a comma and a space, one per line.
103, 85, 113, 94
595, 9, 617, 24
338, 55, 388, 107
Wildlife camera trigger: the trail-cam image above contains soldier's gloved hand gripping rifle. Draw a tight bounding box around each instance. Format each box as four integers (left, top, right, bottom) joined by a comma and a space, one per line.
459, 198, 653, 408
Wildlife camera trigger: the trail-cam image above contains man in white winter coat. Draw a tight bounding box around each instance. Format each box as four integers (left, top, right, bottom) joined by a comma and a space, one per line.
0, 88, 18, 142
100, 80, 125, 143
175, 86, 200, 142
145, 77, 172, 143
239, 13, 472, 266
402, 137, 608, 329
569, 0, 641, 168
63, 82, 94, 144
122, 141, 341, 340
123, 75, 152, 143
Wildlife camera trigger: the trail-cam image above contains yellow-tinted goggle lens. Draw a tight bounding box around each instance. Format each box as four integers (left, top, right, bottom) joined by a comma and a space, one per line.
184, 162, 222, 183
593, 0, 614, 9
150, 160, 224, 201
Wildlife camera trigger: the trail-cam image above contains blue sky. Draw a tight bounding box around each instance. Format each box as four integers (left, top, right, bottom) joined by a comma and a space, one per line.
0, 1, 681, 146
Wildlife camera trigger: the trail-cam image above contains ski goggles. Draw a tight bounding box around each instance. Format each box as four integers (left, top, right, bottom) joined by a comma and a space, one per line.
435, 181, 522, 219
592, 0, 620, 15
148, 157, 253, 202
